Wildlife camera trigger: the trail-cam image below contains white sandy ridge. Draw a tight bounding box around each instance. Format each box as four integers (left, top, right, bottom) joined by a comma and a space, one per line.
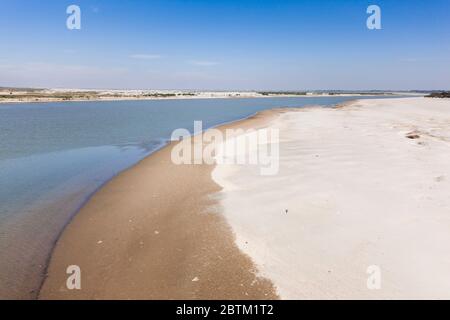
212, 97, 450, 299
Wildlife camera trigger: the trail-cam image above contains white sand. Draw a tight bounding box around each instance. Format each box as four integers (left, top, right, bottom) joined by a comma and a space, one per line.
212, 97, 450, 299
1, 87, 409, 104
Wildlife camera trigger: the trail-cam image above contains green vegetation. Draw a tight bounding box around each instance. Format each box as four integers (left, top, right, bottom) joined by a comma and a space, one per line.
143, 93, 177, 98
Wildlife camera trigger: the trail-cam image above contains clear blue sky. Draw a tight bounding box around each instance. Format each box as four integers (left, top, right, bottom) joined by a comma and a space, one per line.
1, 0, 449, 90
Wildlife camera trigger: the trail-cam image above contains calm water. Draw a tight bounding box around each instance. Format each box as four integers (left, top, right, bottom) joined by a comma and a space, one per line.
0, 96, 393, 298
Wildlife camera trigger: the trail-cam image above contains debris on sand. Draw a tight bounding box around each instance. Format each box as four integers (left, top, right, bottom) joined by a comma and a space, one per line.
406, 131, 421, 139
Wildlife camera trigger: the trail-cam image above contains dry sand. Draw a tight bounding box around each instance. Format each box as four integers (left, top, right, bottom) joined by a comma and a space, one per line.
212, 97, 450, 299
39, 110, 281, 300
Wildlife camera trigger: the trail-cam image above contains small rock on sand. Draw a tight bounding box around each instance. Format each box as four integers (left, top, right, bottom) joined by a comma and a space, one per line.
406, 131, 421, 139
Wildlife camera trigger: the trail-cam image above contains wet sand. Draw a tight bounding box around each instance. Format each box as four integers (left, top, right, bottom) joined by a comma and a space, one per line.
39, 110, 282, 299
0, 184, 98, 299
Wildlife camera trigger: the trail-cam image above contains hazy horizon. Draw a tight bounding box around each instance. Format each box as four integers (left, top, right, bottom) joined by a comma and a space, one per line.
0, 86, 445, 92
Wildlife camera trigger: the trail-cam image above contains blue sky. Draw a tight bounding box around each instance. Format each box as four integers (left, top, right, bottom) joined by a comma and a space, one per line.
1, 0, 449, 90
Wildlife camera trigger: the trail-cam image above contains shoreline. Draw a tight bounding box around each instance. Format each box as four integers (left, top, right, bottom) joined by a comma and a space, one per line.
35, 96, 450, 299
34, 109, 283, 298
3, 97, 356, 300
38, 108, 286, 299
0, 92, 402, 105
0, 142, 171, 300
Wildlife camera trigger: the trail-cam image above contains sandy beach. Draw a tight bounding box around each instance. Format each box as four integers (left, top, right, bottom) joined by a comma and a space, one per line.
3, 0, 449, 305
40, 97, 450, 299
39, 110, 281, 300
213, 97, 450, 299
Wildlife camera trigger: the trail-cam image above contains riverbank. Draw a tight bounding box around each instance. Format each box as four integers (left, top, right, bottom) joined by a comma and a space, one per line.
0, 95, 370, 299
40, 96, 450, 299
39, 109, 283, 299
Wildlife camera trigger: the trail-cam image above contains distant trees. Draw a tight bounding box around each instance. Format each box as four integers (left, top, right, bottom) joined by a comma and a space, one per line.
258, 91, 307, 96
426, 91, 450, 98
143, 93, 177, 98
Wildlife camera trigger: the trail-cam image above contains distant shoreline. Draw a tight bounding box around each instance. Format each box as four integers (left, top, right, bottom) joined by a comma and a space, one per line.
0, 88, 409, 104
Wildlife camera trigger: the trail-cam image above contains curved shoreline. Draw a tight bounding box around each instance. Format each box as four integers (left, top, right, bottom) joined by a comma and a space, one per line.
4, 98, 361, 299
38, 108, 286, 299
34, 109, 280, 297
8, 108, 282, 300
39, 96, 450, 299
